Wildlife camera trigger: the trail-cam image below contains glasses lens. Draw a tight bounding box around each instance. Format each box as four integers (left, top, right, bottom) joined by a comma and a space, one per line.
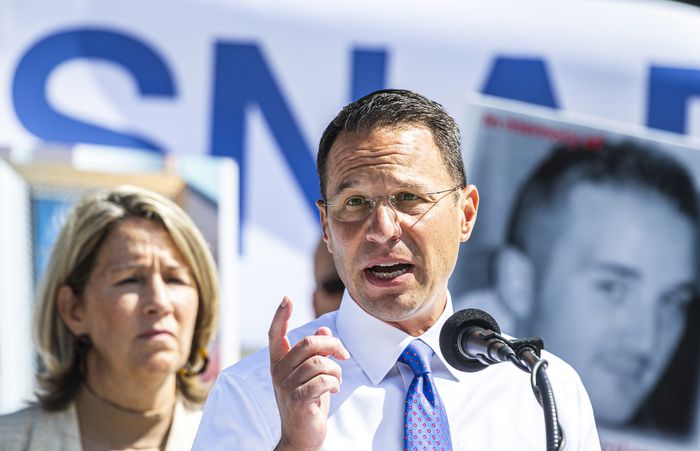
392, 191, 431, 216
331, 195, 372, 221
328, 187, 457, 222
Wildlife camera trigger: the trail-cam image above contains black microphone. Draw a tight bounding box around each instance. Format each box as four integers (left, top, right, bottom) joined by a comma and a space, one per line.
440, 308, 564, 450
439, 308, 518, 372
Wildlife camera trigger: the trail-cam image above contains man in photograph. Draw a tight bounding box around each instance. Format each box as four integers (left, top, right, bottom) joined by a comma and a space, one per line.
482, 141, 699, 433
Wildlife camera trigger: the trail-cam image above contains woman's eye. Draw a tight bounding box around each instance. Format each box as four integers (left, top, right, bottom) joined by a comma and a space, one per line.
116, 277, 138, 285
165, 271, 194, 285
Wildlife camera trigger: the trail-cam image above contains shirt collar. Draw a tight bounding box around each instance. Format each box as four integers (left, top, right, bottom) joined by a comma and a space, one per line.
336, 290, 462, 385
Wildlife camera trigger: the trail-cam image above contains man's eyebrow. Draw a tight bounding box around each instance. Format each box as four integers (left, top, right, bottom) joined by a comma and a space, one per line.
590, 261, 699, 293
330, 179, 426, 197
330, 180, 361, 197
589, 261, 641, 279
397, 181, 428, 191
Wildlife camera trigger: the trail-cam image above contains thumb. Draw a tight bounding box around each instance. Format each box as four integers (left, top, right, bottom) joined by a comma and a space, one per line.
314, 326, 350, 360
314, 326, 333, 337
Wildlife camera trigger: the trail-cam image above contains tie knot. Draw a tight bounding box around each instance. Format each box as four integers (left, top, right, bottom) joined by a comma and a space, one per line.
398, 339, 434, 376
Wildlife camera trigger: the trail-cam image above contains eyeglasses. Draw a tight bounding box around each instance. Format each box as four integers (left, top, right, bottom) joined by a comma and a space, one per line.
321, 186, 461, 223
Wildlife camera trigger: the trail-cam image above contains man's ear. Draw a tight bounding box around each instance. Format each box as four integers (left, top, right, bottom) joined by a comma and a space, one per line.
494, 246, 536, 321
57, 285, 87, 336
316, 200, 332, 254
459, 185, 479, 242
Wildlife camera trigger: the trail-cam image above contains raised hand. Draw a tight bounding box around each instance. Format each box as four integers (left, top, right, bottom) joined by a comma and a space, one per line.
269, 296, 350, 451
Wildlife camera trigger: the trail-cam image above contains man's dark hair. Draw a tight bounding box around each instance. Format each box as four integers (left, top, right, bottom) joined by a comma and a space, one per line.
317, 89, 467, 199
506, 141, 700, 254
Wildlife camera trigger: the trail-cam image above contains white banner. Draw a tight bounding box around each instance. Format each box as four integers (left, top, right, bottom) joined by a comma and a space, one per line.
2, 1, 700, 447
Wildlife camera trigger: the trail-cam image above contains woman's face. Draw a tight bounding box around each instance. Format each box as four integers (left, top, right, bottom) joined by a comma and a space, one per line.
66, 217, 199, 379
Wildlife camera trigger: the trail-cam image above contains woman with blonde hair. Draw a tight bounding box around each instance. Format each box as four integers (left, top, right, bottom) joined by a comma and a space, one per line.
0, 185, 219, 451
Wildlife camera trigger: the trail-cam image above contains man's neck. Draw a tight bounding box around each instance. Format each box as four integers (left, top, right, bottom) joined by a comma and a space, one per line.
387, 294, 448, 337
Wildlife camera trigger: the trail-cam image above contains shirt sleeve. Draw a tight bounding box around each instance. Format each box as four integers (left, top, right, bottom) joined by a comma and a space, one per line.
192, 369, 280, 450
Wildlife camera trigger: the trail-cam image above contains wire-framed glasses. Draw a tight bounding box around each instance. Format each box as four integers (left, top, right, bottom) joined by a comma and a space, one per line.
321, 186, 461, 223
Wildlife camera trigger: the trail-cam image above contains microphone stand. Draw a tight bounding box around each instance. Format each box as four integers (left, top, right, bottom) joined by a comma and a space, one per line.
507, 336, 566, 451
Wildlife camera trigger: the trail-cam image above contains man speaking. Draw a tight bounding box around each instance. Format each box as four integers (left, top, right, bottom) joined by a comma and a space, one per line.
193, 89, 600, 450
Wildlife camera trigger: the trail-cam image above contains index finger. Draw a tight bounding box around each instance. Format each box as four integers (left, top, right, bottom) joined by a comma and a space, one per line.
268, 296, 293, 364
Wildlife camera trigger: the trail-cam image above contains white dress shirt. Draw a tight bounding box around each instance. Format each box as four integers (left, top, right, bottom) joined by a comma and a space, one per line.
193, 292, 601, 450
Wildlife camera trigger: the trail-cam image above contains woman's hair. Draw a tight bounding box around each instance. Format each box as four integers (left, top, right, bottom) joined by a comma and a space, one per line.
34, 185, 219, 410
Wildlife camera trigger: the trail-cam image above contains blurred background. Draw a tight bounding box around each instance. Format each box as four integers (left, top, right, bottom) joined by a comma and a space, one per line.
1, 0, 700, 449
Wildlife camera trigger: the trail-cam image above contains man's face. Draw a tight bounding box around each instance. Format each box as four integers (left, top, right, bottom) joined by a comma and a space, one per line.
530, 183, 696, 425
318, 126, 477, 335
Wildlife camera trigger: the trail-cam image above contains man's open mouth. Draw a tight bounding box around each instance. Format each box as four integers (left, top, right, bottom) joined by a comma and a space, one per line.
366, 263, 412, 280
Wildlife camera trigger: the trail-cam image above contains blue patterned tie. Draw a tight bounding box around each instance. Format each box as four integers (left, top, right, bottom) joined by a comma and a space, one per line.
399, 339, 453, 451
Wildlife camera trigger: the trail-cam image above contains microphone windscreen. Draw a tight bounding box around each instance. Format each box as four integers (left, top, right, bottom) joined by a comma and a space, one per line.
439, 308, 501, 373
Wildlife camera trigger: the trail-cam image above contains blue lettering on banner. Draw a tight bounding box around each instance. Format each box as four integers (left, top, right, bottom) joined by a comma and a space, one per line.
481, 56, 559, 108
10, 26, 699, 252
12, 28, 175, 151
648, 66, 700, 134
210, 42, 387, 245
209, 41, 319, 234
351, 48, 388, 101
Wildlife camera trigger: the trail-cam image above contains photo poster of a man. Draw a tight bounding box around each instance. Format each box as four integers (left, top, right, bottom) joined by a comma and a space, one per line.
451, 96, 700, 450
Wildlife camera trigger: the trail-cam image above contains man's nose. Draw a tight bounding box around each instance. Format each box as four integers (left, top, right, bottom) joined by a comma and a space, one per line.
365, 199, 402, 243
619, 294, 657, 355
